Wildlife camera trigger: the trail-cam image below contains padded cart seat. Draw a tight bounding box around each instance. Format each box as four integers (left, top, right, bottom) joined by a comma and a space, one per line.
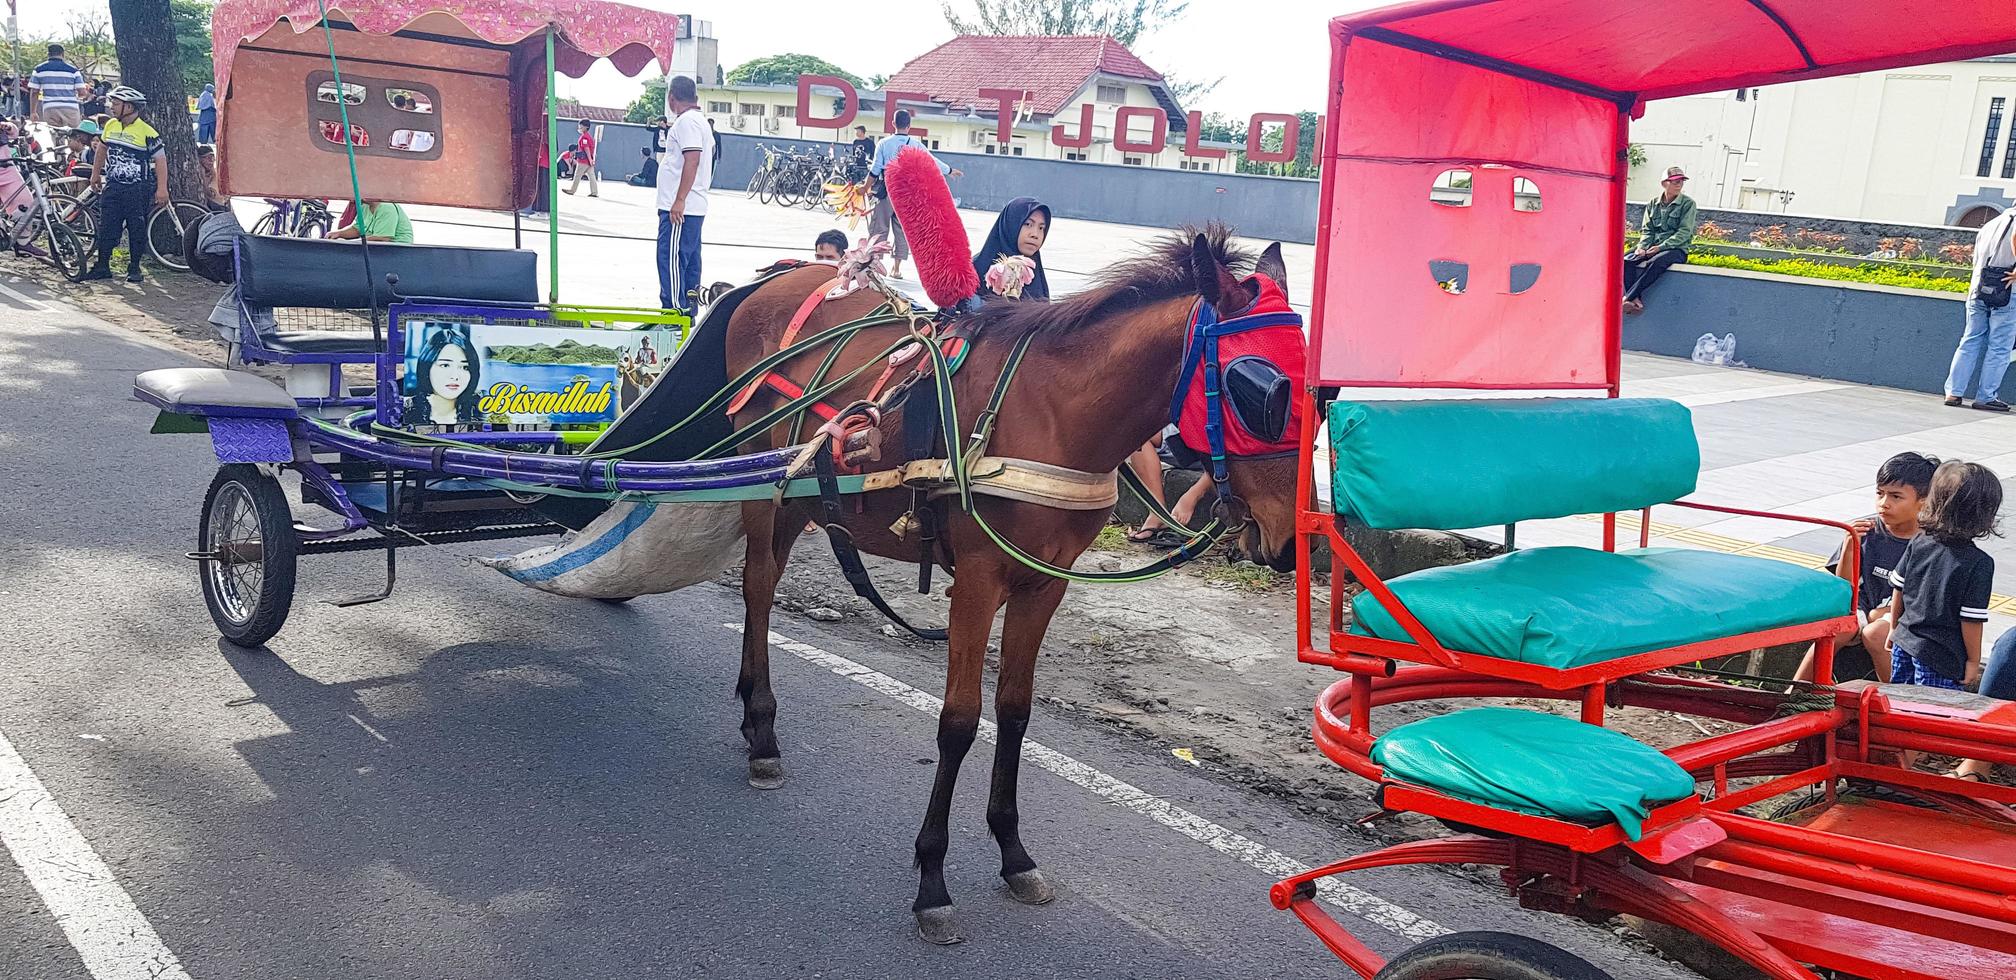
134, 368, 295, 416
1372, 707, 1696, 840
1351, 546, 1851, 669
262, 330, 383, 355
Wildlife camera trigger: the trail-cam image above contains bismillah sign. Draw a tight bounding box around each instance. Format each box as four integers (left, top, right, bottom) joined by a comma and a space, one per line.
791, 75, 1316, 164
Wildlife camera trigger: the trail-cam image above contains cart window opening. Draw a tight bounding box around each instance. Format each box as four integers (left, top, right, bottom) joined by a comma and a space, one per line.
387, 89, 433, 114
1431, 168, 1472, 207
1513, 177, 1541, 212
319, 120, 369, 147
1429, 259, 1469, 295
1509, 263, 1542, 294
317, 81, 365, 106
388, 129, 435, 153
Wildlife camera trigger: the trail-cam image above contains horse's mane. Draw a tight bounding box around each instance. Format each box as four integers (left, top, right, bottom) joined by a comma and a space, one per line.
967, 223, 1252, 336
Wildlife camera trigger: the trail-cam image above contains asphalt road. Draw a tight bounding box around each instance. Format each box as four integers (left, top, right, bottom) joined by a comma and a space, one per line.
0, 283, 1697, 979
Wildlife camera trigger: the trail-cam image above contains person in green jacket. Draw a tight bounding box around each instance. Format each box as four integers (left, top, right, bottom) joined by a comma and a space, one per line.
1623, 166, 1697, 314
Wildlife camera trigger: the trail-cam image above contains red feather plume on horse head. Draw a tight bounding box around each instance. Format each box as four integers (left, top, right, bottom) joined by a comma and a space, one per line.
885, 146, 979, 308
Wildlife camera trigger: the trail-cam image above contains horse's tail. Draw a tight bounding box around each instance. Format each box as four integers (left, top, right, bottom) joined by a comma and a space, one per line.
886, 146, 978, 308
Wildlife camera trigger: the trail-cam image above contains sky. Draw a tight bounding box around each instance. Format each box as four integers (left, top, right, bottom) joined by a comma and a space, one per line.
18, 0, 1373, 117
553, 0, 1365, 116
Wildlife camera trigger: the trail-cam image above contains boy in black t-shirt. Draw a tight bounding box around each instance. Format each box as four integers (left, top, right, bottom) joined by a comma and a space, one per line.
1793, 452, 1938, 684
1887, 460, 2001, 691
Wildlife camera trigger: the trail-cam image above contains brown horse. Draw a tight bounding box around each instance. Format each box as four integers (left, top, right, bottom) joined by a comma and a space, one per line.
723, 227, 1299, 943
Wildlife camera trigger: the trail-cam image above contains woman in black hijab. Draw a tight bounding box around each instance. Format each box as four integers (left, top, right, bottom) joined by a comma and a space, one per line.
972, 197, 1051, 301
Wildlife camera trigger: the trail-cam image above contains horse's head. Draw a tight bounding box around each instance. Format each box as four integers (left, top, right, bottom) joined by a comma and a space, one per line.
1186, 235, 1300, 572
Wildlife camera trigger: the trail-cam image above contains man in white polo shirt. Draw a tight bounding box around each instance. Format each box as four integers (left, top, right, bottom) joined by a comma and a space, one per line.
30, 44, 86, 129
655, 75, 713, 316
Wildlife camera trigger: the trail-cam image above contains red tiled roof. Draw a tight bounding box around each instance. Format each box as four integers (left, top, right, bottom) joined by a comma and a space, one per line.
884, 35, 1166, 116
557, 99, 630, 124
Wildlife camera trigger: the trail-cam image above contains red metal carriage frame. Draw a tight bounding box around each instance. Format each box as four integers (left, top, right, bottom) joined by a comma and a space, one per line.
1283, 3, 2016, 978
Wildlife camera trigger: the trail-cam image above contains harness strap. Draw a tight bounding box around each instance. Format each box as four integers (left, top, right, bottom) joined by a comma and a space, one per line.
814, 448, 948, 641
726, 276, 844, 416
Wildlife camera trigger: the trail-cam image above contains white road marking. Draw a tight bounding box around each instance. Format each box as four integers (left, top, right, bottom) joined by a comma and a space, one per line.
731, 624, 1447, 942
0, 279, 49, 311
0, 729, 195, 980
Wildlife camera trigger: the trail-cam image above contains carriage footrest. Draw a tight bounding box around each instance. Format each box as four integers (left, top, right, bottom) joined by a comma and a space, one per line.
301, 522, 563, 554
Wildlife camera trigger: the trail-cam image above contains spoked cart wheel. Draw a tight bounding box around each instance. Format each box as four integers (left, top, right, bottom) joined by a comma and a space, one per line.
197, 465, 299, 647
1374, 932, 1616, 980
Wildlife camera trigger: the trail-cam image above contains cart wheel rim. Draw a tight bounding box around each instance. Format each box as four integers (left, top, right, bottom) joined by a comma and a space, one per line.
205, 480, 266, 625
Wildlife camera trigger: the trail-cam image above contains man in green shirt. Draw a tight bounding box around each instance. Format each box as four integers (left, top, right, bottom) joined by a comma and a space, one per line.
329, 200, 415, 244
1623, 166, 1696, 314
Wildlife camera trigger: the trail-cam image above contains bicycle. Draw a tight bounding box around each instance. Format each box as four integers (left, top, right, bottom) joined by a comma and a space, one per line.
0, 145, 92, 278
145, 198, 213, 271
249, 197, 333, 239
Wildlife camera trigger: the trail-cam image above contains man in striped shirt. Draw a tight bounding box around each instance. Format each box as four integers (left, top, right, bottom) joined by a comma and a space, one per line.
30, 45, 85, 129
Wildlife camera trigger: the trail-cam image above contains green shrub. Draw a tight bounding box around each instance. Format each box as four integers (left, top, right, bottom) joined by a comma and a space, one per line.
1687, 253, 1968, 293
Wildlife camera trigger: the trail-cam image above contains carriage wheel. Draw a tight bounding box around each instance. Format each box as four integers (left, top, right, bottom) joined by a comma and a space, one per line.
1373, 932, 1615, 980
198, 465, 300, 648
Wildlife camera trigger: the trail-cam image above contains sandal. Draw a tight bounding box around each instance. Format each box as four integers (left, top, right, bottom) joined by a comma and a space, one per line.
1136, 528, 1191, 549
1955, 770, 1986, 782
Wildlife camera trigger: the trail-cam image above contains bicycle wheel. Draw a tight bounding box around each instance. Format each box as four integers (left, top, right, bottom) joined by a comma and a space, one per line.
147, 201, 207, 270
48, 193, 96, 239
249, 210, 278, 236
754, 169, 776, 206
776, 169, 803, 207
296, 216, 331, 239
47, 219, 89, 279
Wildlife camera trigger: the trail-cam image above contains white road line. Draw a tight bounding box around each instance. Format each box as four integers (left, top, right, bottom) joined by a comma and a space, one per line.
0, 730, 194, 980
731, 625, 1448, 942
0, 279, 49, 311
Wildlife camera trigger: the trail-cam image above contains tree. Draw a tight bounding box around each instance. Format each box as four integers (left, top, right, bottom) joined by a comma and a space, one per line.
941, 0, 1189, 47
625, 77, 668, 123
170, 0, 214, 93
725, 54, 864, 90
107, 0, 202, 202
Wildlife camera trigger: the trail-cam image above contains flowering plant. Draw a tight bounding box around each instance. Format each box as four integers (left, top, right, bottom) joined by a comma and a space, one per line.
985, 254, 1037, 299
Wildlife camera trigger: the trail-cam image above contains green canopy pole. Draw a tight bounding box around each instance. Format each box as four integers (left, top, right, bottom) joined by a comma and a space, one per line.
545, 28, 560, 303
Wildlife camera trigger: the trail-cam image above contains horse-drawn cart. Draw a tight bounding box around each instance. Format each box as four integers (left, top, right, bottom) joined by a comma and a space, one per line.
1279, 4, 2016, 978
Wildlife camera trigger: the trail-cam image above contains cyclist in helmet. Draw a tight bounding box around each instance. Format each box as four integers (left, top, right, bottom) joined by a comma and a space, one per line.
80, 84, 165, 283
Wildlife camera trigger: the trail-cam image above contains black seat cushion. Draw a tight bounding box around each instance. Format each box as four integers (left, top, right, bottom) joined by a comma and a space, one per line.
265, 331, 382, 354
238, 236, 536, 310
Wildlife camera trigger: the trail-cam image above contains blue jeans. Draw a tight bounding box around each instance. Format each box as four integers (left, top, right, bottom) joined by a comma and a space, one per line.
1944, 298, 2016, 403
656, 210, 704, 314
1981, 629, 2016, 700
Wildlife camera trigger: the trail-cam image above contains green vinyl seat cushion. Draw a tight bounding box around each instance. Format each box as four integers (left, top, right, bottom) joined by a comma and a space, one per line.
1351, 546, 1851, 670
1372, 707, 1697, 840
1328, 397, 1700, 530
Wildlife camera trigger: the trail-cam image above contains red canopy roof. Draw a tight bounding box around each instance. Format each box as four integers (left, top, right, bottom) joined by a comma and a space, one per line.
212, 0, 680, 94
885, 35, 1164, 116
1336, 0, 2016, 102
1311, 1, 2016, 391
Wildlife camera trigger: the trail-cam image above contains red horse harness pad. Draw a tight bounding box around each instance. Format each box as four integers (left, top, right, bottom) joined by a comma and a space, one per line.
1172, 274, 1306, 474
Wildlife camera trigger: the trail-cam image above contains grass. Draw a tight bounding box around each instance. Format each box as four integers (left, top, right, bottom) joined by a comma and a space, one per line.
1093, 524, 1133, 550
1200, 561, 1283, 591
1686, 253, 1969, 293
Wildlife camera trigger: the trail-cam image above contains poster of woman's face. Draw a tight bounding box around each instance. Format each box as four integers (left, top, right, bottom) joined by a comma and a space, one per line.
403, 324, 482, 425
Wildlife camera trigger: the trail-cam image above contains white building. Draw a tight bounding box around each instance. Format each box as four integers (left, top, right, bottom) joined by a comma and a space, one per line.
700, 35, 1240, 172
1631, 55, 2016, 227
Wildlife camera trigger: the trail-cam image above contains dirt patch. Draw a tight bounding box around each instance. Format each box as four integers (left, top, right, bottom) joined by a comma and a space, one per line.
13, 257, 235, 364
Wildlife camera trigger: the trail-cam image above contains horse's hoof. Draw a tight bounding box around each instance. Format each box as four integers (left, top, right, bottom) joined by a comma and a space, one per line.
747, 757, 786, 790
1003, 868, 1056, 906
915, 905, 963, 945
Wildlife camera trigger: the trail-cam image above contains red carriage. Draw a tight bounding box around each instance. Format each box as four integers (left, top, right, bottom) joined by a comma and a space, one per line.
1277, 3, 2016, 977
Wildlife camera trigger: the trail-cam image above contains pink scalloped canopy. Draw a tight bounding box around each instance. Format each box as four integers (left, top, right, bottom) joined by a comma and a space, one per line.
212, 0, 678, 93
